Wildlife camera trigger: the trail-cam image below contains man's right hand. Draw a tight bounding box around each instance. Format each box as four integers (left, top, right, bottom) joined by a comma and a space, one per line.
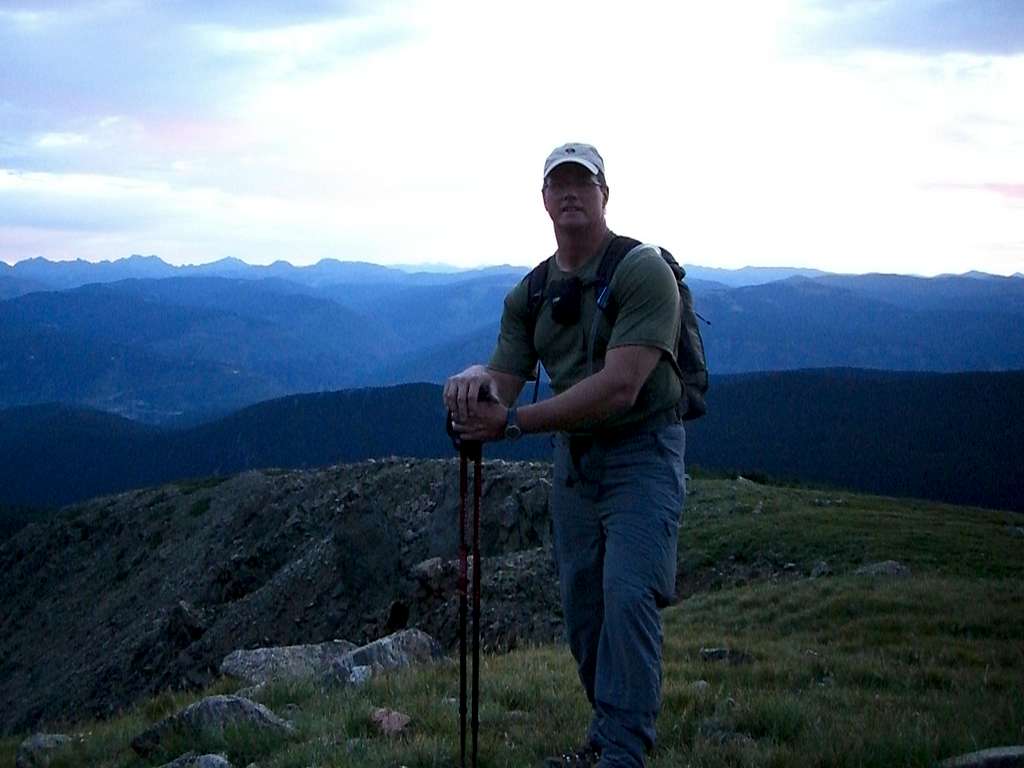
444, 365, 497, 423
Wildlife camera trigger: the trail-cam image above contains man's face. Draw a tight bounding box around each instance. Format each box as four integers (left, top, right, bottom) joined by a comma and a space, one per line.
542, 162, 608, 232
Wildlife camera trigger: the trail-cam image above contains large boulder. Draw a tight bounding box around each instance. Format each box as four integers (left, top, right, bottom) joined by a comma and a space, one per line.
939, 746, 1024, 767
324, 629, 443, 686
15, 734, 72, 768
220, 639, 358, 686
156, 753, 234, 768
131, 695, 296, 758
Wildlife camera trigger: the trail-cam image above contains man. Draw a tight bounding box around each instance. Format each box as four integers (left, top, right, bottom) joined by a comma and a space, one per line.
444, 142, 685, 768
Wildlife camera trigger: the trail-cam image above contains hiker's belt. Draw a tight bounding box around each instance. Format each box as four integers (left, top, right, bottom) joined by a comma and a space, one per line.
566, 406, 682, 446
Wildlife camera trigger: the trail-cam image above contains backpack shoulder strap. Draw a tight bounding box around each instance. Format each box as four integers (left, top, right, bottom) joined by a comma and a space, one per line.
594, 235, 645, 317
523, 258, 550, 345
522, 259, 550, 403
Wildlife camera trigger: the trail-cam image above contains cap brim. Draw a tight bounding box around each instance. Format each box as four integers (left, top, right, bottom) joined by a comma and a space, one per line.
543, 157, 600, 177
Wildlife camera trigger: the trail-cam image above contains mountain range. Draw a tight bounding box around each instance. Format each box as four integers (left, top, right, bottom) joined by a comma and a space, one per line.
2, 255, 1023, 423
2, 369, 1022, 518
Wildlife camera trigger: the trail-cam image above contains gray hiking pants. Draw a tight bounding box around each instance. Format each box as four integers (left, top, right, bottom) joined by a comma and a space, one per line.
550, 421, 686, 768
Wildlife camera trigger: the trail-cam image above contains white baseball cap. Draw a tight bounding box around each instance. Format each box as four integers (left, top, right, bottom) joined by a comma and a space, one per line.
543, 142, 605, 179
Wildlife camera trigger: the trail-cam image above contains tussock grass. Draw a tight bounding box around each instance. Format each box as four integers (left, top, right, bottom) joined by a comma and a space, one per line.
2, 480, 1022, 767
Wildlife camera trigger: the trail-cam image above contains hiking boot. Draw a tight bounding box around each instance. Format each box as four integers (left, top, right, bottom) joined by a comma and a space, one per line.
542, 743, 602, 767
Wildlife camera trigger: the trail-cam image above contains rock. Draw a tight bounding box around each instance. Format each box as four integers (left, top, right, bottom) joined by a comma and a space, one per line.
411, 557, 444, 584
939, 746, 1024, 767
1007, 527, 1024, 539
348, 665, 373, 686
325, 629, 443, 685
221, 639, 358, 685
810, 560, 832, 578
15, 734, 72, 768
690, 680, 711, 693
854, 560, 910, 577
156, 753, 233, 768
131, 695, 296, 758
813, 497, 846, 507
370, 707, 411, 736
156, 751, 197, 768
191, 756, 233, 768
699, 647, 753, 665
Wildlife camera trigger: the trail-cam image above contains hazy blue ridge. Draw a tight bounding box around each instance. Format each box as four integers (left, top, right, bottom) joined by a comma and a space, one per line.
0, 278, 404, 420
0, 274, 49, 300
810, 272, 1024, 314
7, 255, 530, 291
682, 265, 830, 286
3, 262, 1024, 423
372, 320, 502, 386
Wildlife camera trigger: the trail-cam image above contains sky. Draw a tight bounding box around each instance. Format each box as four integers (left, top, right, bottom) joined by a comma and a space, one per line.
1, 0, 1022, 276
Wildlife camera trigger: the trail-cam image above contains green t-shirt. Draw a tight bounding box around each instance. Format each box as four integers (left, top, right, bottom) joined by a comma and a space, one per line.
489, 233, 682, 434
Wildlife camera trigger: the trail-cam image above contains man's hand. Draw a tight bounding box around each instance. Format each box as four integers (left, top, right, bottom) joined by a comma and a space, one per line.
444, 364, 498, 423
450, 399, 507, 443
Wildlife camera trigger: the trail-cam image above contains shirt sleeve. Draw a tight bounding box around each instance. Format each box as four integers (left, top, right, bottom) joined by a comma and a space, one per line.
488, 278, 539, 380
606, 246, 680, 355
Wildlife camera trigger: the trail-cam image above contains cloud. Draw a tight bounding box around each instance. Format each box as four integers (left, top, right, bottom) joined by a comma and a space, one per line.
790, 0, 1024, 55
927, 182, 1024, 200
0, 1, 1022, 275
0, 1, 413, 123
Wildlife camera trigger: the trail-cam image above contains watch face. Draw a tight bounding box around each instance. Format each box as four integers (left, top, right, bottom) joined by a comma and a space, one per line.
505, 424, 522, 441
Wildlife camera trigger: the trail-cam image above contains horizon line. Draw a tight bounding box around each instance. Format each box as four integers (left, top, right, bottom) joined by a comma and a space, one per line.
2, 253, 1022, 280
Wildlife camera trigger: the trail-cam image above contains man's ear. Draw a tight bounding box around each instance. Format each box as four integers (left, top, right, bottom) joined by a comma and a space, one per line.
602, 186, 610, 208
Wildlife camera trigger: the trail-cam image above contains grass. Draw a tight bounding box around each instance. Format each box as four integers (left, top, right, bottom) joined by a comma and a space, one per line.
2, 478, 1022, 767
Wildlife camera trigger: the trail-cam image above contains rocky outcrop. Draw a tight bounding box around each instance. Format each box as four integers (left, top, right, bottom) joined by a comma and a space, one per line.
0, 458, 557, 737
220, 639, 357, 685
15, 733, 73, 767
131, 695, 296, 758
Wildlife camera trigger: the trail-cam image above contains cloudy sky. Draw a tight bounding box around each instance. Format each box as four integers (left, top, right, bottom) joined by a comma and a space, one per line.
1, 0, 1022, 275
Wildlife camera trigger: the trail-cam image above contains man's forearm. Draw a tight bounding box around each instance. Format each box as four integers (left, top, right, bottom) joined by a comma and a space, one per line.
484, 366, 526, 406
516, 366, 634, 434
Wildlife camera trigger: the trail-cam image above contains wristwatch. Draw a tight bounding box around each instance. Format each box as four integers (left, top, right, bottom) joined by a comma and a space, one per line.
504, 406, 523, 442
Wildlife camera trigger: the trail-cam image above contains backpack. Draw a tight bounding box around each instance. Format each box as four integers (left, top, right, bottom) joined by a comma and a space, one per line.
523, 235, 709, 420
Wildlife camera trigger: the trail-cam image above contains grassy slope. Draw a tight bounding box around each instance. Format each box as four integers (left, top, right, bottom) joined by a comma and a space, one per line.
2, 477, 1022, 768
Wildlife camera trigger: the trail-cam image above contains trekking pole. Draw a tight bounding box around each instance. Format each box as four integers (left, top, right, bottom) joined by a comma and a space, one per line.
470, 438, 482, 767
446, 389, 493, 768
457, 440, 470, 768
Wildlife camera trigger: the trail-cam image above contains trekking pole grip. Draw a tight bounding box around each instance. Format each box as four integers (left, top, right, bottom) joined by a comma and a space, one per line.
445, 383, 498, 453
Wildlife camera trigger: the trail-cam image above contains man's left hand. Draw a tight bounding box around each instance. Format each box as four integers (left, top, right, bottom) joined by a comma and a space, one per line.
451, 401, 507, 443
